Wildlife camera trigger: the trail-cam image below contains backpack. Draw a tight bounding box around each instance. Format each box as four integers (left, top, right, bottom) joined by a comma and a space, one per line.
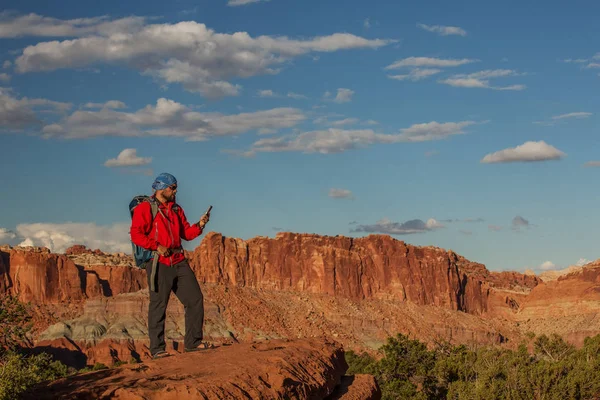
129, 195, 159, 268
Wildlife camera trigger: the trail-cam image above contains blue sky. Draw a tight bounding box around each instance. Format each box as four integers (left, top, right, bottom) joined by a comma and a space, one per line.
0, 0, 599, 273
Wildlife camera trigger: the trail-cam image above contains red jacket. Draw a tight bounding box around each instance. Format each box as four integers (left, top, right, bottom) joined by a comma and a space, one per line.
130, 199, 202, 266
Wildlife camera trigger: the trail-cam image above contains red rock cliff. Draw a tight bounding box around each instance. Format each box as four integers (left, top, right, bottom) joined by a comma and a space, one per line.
188, 232, 531, 315
0, 247, 145, 303
2, 234, 538, 318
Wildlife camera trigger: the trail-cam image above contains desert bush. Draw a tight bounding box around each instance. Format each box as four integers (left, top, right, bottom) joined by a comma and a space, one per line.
0, 352, 68, 400
0, 296, 33, 353
0, 296, 69, 399
346, 333, 600, 400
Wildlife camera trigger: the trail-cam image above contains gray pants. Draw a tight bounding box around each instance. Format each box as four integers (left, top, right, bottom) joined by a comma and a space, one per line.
146, 260, 204, 355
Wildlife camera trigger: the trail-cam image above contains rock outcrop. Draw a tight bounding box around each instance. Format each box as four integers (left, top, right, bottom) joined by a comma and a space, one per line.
3, 233, 538, 318
190, 232, 539, 316
5, 247, 85, 304
25, 339, 358, 400
0, 246, 145, 303
514, 264, 600, 346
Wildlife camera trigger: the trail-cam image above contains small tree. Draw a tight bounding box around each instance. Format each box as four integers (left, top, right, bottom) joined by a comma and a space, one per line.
0, 296, 68, 399
368, 334, 437, 399
0, 296, 33, 353
0, 352, 68, 400
533, 334, 574, 362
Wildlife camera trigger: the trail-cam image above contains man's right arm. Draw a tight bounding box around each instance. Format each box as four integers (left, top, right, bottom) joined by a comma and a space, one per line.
130, 202, 159, 250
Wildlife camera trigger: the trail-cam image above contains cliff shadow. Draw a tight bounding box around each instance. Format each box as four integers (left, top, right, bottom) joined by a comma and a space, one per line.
325, 375, 355, 399
0, 249, 13, 290
21, 369, 121, 400
75, 264, 88, 295
28, 337, 88, 370
76, 265, 113, 297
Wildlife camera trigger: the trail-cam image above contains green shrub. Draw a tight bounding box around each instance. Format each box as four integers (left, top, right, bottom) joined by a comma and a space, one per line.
346, 333, 600, 400
0, 296, 69, 399
0, 296, 33, 353
92, 362, 108, 371
0, 352, 68, 400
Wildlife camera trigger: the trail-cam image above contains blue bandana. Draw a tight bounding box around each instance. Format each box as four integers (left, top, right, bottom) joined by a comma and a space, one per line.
152, 173, 177, 190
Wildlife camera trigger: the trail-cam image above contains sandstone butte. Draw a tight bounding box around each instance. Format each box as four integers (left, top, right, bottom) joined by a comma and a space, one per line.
2, 232, 600, 397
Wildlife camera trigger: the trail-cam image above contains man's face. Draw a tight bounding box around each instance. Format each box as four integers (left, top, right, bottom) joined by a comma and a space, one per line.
162, 184, 177, 202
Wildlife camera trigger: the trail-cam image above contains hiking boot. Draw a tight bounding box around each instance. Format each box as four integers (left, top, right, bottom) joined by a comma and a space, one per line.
152, 350, 172, 359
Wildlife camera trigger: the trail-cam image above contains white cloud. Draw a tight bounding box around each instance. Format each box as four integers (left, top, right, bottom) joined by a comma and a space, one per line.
442, 218, 485, 223
258, 89, 276, 97
14, 19, 392, 97
576, 258, 590, 266
385, 57, 478, 69
417, 24, 467, 36
83, 100, 127, 109
584, 161, 600, 167
398, 121, 476, 142
481, 141, 565, 163
584, 63, 600, 69
0, 228, 18, 246
352, 217, 444, 235
329, 188, 353, 199
0, 73, 10, 82
364, 18, 371, 29
332, 88, 354, 103
539, 261, 557, 271
41, 98, 305, 140
329, 118, 359, 126
0, 12, 147, 38
488, 225, 503, 232
227, 0, 269, 6
534, 111, 592, 126
439, 69, 526, 90
562, 58, 588, 63
242, 120, 476, 155
552, 112, 592, 120
388, 68, 442, 81
0, 88, 71, 130
287, 92, 307, 99
104, 148, 152, 167
2, 61, 11, 69
8, 222, 132, 253
257, 89, 308, 100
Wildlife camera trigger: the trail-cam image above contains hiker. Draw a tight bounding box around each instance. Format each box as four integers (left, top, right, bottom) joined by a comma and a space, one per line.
130, 172, 211, 359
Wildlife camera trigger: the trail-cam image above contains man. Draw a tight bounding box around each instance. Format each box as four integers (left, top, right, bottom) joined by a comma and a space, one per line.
130, 173, 210, 359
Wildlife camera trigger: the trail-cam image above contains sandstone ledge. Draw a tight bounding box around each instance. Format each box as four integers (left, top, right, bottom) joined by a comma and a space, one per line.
26, 339, 352, 400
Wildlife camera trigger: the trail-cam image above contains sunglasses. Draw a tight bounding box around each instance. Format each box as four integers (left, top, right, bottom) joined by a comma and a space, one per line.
168, 184, 178, 190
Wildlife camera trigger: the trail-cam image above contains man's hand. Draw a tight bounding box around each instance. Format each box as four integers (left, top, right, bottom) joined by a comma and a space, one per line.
157, 245, 170, 256
198, 214, 210, 229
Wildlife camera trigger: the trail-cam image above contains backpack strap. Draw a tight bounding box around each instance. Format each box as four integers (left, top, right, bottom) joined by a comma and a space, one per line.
150, 200, 159, 220
148, 197, 160, 293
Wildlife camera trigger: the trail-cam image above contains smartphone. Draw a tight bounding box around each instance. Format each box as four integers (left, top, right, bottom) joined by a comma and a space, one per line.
205, 205, 213, 215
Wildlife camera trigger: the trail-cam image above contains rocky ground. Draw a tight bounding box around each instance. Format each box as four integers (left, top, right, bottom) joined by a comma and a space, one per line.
24, 339, 381, 400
